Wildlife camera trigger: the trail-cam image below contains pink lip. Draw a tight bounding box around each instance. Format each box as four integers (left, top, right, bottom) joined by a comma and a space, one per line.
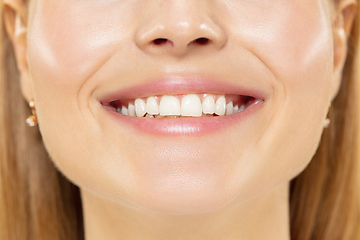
98, 77, 267, 136
98, 77, 267, 102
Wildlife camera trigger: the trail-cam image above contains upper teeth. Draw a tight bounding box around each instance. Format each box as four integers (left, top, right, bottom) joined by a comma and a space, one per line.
110, 94, 252, 118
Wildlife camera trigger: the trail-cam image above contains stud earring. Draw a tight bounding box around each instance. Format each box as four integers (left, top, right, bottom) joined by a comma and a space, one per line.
26, 100, 38, 127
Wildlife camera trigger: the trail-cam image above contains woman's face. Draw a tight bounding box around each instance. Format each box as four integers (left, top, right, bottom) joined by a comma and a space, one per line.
25, 0, 335, 213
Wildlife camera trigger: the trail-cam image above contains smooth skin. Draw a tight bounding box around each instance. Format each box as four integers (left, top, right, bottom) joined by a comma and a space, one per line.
3, 0, 357, 239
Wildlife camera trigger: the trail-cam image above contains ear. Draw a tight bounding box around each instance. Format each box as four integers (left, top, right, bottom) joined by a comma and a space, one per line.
330, 0, 358, 101
3, 0, 33, 103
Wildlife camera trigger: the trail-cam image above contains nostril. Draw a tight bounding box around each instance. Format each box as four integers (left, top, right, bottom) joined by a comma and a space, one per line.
152, 37, 210, 48
194, 37, 209, 45
153, 38, 168, 45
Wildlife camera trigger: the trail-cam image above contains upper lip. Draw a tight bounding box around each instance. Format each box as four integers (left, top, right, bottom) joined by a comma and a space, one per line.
97, 76, 268, 104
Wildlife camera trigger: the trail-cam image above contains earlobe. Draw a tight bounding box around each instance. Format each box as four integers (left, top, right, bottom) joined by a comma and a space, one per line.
330, 0, 358, 101
3, 0, 33, 102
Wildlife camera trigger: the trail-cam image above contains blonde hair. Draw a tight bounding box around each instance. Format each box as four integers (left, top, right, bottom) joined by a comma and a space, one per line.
0, 1, 359, 239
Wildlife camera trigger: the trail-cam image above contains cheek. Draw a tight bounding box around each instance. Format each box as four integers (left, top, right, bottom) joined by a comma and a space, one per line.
26, 1, 133, 177
222, 0, 333, 186
27, 0, 136, 104
268, 2, 333, 177
227, 0, 333, 87
27, 0, 138, 154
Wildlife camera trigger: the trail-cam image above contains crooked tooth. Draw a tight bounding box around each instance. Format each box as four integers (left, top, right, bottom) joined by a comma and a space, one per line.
239, 104, 245, 112
233, 105, 239, 113
135, 99, 146, 117
146, 97, 159, 115
160, 95, 181, 116
128, 103, 136, 117
104, 105, 116, 112
202, 95, 215, 114
215, 96, 226, 116
121, 106, 128, 116
116, 107, 122, 114
226, 101, 234, 115
181, 94, 202, 117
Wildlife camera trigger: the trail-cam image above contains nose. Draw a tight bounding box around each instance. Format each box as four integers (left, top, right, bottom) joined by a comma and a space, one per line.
134, 1, 227, 56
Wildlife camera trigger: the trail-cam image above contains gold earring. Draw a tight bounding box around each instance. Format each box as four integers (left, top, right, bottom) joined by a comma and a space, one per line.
26, 100, 38, 127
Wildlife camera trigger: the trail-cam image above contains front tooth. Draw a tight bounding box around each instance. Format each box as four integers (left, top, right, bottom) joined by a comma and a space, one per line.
146, 97, 159, 115
181, 94, 202, 117
202, 95, 215, 114
226, 101, 234, 115
135, 99, 146, 117
239, 104, 245, 112
121, 106, 128, 116
215, 96, 226, 116
160, 95, 181, 116
128, 103, 136, 117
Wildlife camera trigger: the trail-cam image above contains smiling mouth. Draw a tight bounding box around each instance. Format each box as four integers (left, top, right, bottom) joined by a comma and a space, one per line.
97, 77, 267, 135
102, 93, 260, 118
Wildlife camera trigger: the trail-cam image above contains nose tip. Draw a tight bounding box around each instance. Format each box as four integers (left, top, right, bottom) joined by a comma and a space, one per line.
135, 19, 227, 56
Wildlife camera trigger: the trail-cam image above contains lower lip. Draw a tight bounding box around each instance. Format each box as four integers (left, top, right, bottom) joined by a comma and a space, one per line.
104, 101, 264, 136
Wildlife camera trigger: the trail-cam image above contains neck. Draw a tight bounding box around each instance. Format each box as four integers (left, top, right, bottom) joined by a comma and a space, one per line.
81, 182, 290, 240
